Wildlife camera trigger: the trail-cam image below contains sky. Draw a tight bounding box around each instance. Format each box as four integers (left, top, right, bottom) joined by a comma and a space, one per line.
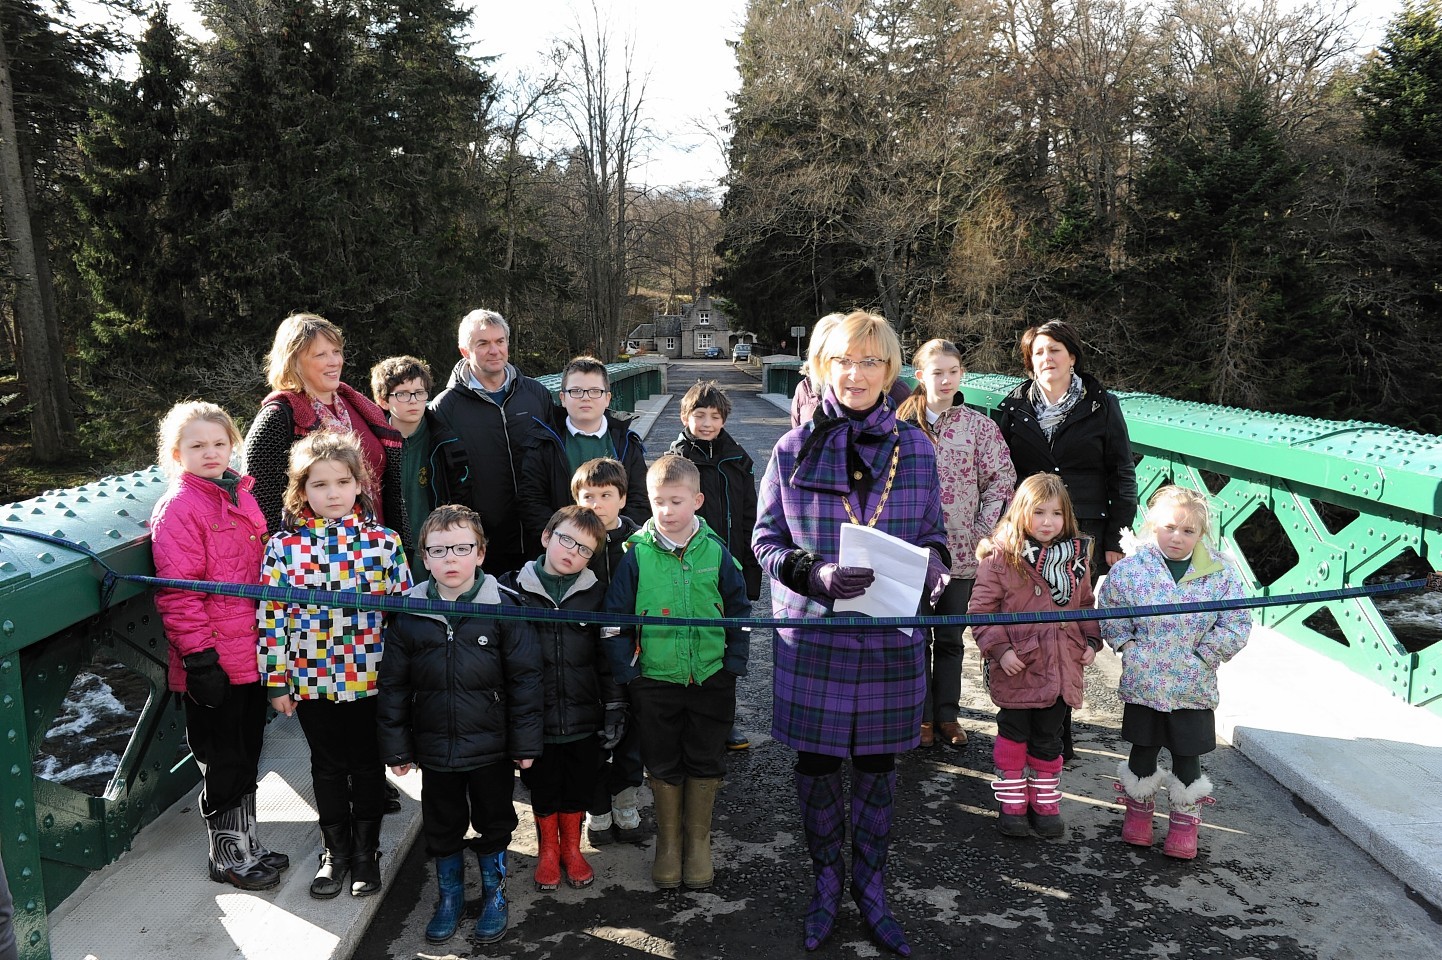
131, 0, 1404, 190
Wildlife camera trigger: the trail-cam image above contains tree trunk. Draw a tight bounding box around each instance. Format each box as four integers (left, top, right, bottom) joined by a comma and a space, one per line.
17, 136, 75, 432
0, 18, 68, 460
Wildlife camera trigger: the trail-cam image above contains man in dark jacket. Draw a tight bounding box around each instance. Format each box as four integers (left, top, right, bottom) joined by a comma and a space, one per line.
517, 356, 650, 545
430, 309, 555, 574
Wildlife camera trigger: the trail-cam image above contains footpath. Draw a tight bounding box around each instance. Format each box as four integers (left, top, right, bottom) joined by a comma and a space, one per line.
47, 361, 1442, 959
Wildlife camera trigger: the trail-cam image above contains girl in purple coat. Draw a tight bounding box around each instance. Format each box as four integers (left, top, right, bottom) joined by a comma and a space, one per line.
755, 311, 948, 958
151, 402, 287, 891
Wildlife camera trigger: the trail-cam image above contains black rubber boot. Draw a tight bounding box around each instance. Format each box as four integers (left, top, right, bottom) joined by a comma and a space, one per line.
350, 819, 383, 896
310, 820, 352, 899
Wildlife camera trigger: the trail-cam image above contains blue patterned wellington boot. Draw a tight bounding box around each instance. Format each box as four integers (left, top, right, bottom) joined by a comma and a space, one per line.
473, 850, 509, 944
424, 853, 465, 944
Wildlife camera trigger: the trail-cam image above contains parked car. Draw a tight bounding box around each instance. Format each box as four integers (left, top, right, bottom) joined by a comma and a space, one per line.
702, 346, 722, 359
731, 343, 752, 362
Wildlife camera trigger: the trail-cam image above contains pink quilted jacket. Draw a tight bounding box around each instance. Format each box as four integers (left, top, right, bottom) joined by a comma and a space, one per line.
150, 472, 267, 690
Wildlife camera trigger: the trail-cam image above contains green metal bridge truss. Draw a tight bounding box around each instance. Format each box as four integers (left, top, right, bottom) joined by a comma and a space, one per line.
1, 358, 1438, 960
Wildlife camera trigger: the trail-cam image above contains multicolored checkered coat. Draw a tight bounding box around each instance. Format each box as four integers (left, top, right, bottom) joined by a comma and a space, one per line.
258, 510, 412, 701
754, 393, 948, 756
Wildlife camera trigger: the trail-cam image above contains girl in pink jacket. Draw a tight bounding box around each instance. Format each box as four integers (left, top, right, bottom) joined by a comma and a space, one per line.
970, 473, 1100, 839
150, 402, 286, 892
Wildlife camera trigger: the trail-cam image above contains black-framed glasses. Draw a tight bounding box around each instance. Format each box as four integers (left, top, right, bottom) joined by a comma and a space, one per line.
423, 542, 478, 559
563, 387, 610, 400
389, 389, 429, 403
554, 532, 595, 559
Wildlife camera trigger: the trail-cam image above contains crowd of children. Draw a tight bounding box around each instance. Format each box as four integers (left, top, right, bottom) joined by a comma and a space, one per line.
148, 335, 1256, 955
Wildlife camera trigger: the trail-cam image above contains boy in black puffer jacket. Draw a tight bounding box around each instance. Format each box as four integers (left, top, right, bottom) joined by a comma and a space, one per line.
499, 505, 618, 893
377, 505, 542, 947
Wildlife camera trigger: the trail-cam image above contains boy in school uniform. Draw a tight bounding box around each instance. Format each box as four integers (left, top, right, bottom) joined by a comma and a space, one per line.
667, 380, 762, 750
376, 505, 543, 946
603, 454, 751, 891
571, 458, 646, 844
370, 356, 472, 553
518, 356, 649, 545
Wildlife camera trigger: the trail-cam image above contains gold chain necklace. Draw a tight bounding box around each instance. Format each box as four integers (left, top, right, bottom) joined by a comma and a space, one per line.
841, 429, 900, 527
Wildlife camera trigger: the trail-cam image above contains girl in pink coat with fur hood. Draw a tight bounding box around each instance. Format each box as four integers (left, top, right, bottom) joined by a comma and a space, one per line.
969, 473, 1100, 839
150, 402, 286, 892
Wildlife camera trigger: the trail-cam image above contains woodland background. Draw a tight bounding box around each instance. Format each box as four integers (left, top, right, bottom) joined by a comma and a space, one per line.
3, 0, 1442, 500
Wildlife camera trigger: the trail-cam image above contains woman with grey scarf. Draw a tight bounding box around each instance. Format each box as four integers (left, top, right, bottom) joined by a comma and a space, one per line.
996, 320, 1137, 761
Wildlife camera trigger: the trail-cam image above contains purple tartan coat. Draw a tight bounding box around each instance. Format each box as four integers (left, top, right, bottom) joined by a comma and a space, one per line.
754, 393, 948, 756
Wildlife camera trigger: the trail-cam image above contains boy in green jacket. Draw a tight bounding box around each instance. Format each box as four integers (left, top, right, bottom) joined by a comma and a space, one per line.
602, 454, 751, 891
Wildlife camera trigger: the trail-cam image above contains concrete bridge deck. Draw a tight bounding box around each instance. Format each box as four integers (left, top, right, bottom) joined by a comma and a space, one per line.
44, 360, 1442, 959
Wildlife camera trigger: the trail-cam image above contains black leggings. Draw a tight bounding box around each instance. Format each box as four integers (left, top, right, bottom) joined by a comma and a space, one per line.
795, 751, 895, 777
1128, 745, 1201, 785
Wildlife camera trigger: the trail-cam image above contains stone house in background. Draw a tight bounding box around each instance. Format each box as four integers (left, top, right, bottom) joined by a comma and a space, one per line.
624, 293, 752, 359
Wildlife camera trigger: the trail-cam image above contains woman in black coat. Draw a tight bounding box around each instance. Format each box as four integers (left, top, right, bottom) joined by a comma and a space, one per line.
997, 320, 1137, 762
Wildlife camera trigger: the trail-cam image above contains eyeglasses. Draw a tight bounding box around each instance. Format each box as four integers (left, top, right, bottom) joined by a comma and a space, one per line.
389, 389, 429, 403
423, 542, 478, 559
563, 387, 610, 400
829, 357, 885, 372
553, 531, 595, 559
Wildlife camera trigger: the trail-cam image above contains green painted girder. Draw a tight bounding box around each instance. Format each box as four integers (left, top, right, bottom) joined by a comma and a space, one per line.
961, 373, 1442, 714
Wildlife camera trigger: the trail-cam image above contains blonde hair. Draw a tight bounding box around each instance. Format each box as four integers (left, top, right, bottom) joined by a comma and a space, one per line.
990, 473, 1082, 571
1145, 485, 1213, 541
647, 453, 701, 493
281, 431, 374, 524
803, 313, 847, 385
266, 313, 345, 394
157, 401, 242, 478
814, 310, 903, 390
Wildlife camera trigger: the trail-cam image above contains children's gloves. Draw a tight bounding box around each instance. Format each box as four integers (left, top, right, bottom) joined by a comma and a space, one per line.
601, 701, 628, 750
182, 648, 229, 709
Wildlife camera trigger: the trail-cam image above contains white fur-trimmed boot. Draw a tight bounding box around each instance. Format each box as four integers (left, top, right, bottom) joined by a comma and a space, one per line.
1114, 761, 1167, 847
1163, 773, 1215, 860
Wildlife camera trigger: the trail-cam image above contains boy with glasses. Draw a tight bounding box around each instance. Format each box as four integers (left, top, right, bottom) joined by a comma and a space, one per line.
499, 506, 616, 892
376, 505, 543, 946
370, 356, 471, 554
519, 356, 650, 543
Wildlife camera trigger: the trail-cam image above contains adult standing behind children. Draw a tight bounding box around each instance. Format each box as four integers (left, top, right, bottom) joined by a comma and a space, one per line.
369, 356, 472, 555
517, 356, 650, 543
897, 340, 1016, 749
242, 313, 407, 542
603, 455, 751, 893
754, 310, 949, 958
376, 505, 543, 946
430, 308, 553, 574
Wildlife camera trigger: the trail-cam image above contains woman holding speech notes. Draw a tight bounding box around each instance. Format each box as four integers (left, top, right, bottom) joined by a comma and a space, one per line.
754, 310, 948, 957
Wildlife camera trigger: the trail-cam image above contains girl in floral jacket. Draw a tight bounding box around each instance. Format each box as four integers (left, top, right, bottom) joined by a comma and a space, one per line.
898, 339, 1015, 748
1098, 486, 1250, 860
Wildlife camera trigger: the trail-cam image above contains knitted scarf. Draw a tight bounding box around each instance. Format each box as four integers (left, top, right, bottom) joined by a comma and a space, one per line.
1030, 373, 1085, 440
1021, 536, 1091, 606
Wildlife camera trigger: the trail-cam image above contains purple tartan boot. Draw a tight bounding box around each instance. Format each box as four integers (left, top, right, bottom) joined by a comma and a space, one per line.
796, 770, 846, 951
849, 769, 911, 958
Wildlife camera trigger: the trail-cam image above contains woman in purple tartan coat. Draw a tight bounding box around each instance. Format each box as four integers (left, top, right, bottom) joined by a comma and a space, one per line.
754, 311, 948, 958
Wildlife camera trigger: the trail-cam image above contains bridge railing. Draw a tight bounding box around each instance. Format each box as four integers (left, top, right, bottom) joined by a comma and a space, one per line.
960, 373, 1442, 713
0, 361, 662, 960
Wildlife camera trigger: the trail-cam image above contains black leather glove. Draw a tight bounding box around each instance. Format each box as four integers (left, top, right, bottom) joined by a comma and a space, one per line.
182, 648, 229, 709
600, 701, 628, 750
809, 563, 876, 601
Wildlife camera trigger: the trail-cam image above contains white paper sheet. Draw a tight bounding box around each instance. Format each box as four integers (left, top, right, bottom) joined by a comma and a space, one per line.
833, 522, 929, 618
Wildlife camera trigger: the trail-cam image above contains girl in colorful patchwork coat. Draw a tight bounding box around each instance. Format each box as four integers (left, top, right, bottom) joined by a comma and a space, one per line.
969, 472, 1100, 840
754, 311, 949, 958
1097, 485, 1251, 860
258, 431, 412, 900
897, 338, 1016, 748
